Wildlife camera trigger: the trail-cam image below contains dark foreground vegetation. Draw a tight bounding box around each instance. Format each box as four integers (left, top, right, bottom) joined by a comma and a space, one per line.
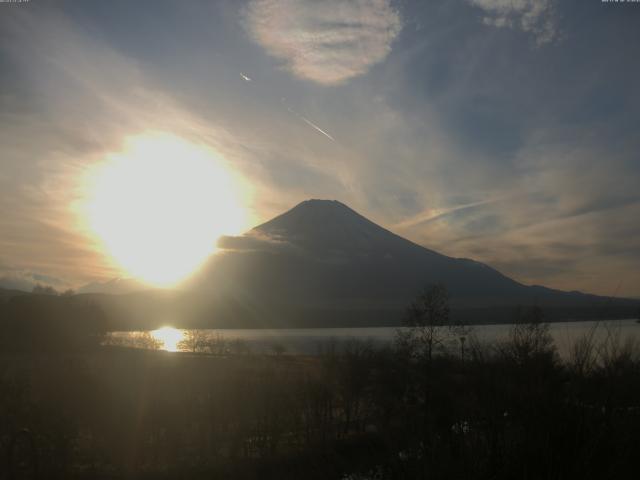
1, 289, 639, 479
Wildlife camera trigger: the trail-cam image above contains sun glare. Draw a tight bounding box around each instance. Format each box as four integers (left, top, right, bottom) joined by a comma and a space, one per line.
151, 327, 184, 352
84, 133, 250, 287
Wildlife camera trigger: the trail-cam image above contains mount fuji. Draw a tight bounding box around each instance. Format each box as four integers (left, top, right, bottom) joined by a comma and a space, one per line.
184, 199, 633, 327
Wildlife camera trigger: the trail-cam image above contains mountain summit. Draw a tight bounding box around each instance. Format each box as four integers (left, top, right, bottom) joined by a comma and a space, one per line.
253, 199, 440, 258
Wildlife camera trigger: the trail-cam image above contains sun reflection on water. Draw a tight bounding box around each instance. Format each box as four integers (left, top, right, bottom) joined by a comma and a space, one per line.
150, 327, 184, 352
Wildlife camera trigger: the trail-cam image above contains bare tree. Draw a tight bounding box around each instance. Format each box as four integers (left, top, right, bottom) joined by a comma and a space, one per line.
111, 332, 163, 350
178, 330, 211, 353
399, 283, 461, 362
501, 305, 555, 364
206, 332, 229, 355
569, 321, 599, 376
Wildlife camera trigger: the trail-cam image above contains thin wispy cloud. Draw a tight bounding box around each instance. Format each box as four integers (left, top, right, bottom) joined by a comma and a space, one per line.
394, 197, 507, 230
243, 0, 402, 85
468, 0, 558, 45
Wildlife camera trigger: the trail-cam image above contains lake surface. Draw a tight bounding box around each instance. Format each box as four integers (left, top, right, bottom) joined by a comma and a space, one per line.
108, 319, 640, 358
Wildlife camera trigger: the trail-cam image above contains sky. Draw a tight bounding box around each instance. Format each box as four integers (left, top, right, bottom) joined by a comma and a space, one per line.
0, 0, 639, 297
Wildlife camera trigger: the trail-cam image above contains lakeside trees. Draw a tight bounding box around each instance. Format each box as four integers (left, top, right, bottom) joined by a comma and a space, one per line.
0, 317, 638, 479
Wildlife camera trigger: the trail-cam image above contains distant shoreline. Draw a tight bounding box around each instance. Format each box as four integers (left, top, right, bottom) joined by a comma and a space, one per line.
108, 317, 640, 333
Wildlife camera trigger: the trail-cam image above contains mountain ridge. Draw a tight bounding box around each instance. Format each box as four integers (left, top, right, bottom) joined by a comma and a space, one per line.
10, 199, 632, 329
192, 199, 634, 327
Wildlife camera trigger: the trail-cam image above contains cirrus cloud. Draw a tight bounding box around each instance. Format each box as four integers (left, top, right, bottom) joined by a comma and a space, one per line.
468, 0, 558, 45
243, 0, 402, 85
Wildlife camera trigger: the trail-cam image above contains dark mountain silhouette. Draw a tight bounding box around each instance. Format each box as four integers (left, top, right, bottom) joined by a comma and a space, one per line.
78, 277, 148, 295
0, 287, 30, 305
187, 199, 637, 327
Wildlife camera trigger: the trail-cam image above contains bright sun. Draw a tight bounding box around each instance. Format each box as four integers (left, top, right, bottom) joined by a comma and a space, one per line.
84, 133, 249, 287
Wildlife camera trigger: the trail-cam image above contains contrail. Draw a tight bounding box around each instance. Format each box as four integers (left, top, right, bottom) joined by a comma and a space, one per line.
285, 106, 335, 142
299, 115, 336, 141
